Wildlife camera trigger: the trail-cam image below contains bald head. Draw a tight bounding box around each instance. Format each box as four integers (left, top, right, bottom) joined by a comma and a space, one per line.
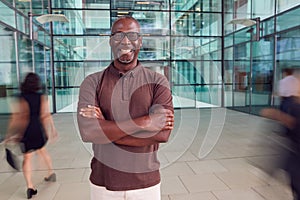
111, 16, 141, 34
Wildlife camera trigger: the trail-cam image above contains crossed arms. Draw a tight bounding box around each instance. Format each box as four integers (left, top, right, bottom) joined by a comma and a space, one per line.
77, 74, 174, 147
78, 105, 174, 146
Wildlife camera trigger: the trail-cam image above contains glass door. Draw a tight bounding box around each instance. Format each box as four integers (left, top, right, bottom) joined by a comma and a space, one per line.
232, 41, 251, 113
0, 24, 15, 141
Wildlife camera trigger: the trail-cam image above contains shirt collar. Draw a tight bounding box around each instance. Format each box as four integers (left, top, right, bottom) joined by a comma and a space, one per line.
109, 61, 141, 78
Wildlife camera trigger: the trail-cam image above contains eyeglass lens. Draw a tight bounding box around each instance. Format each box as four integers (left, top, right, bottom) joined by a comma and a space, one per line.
112, 32, 140, 41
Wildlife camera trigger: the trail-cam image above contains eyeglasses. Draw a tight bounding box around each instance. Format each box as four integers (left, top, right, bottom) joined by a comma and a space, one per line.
110, 32, 140, 41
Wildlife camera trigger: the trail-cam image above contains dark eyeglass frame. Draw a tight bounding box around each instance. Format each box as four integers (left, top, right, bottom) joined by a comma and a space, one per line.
110, 32, 141, 41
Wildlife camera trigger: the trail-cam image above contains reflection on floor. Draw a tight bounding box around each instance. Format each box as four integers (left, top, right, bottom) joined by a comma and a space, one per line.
57, 95, 218, 113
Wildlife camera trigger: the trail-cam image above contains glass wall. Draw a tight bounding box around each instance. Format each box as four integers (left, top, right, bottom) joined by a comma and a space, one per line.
224, 0, 300, 115
0, 0, 300, 118
49, 0, 299, 113
50, 0, 223, 111
0, 0, 52, 140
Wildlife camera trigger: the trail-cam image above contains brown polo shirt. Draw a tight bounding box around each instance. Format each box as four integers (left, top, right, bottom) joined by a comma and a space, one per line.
77, 62, 173, 191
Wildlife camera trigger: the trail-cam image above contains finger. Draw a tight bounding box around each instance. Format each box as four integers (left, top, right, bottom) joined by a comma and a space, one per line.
80, 111, 93, 116
153, 108, 173, 114
165, 112, 174, 117
95, 113, 102, 118
95, 109, 102, 116
165, 115, 172, 122
88, 105, 101, 111
165, 120, 173, 127
80, 108, 94, 112
94, 107, 101, 112
82, 108, 102, 119
163, 125, 173, 130
87, 106, 103, 116
83, 105, 99, 111
164, 109, 174, 115
167, 114, 174, 120
80, 112, 95, 118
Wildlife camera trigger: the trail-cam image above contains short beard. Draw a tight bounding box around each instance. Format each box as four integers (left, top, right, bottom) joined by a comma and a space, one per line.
119, 60, 131, 64
117, 53, 134, 64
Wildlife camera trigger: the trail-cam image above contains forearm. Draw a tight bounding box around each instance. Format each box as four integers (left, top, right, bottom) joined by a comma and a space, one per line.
77, 114, 152, 144
114, 129, 172, 146
5, 113, 28, 142
260, 108, 295, 128
78, 110, 174, 144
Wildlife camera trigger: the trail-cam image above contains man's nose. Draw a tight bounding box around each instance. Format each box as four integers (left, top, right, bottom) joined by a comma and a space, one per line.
121, 35, 131, 44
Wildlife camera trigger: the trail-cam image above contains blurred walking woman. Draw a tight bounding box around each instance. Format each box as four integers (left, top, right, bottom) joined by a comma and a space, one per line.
6, 72, 58, 199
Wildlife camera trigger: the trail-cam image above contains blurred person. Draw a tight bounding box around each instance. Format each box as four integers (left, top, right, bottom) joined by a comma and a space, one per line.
77, 16, 174, 200
5, 72, 58, 199
278, 68, 300, 113
261, 75, 300, 200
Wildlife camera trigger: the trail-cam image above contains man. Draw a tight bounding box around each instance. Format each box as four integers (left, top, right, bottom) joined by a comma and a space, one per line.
261, 90, 300, 200
278, 68, 300, 113
263, 68, 300, 200
77, 16, 174, 200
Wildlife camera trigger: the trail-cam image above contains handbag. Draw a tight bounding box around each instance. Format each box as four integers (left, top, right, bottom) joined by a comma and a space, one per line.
3, 97, 28, 171
4, 142, 22, 171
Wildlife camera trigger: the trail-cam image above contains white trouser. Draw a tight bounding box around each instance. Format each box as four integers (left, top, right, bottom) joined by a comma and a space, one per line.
90, 182, 161, 200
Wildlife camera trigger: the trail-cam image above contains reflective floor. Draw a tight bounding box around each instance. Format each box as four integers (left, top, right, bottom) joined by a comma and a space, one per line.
0, 108, 293, 200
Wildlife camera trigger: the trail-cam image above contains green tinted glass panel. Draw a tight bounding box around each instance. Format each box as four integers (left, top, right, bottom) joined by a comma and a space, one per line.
172, 0, 221, 12
16, 13, 28, 34
140, 36, 170, 60
111, 0, 170, 11
172, 12, 221, 36
261, 17, 275, 36
277, 0, 300, 13
277, 7, 300, 32
53, 36, 111, 61
16, 1, 31, 14
172, 85, 196, 108
111, 11, 170, 35
0, 2, 15, 28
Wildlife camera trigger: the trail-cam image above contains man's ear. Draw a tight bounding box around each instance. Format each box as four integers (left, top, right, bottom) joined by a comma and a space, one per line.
139, 37, 142, 48
109, 38, 112, 47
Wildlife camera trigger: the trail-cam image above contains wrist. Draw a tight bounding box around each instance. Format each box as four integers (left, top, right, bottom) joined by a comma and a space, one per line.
115, 115, 150, 135
136, 115, 151, 130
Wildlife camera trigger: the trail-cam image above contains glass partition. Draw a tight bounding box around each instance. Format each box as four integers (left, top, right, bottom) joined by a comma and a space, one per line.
53, 36, 111, 61
250, 38, 274, 115
172, 0, 221, 12
16, 12, 28, 35
0, 25, 16, 113
2, 0, 300, 114
49, 2, 224, 111
252, 0, 275, 20
277, 6, 300, 32
172, 12, 222, 36
0, 24, 13, 141
0, 1, 16, 28
16, 1, 31, 14
277, 0, 300, 13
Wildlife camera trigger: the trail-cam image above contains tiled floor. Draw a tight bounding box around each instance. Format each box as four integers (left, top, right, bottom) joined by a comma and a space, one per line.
0, 108, 294, 199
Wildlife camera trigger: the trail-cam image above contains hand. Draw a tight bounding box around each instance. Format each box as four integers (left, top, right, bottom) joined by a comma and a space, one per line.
260, 108, 274, 118
146, 109, 174, 132
79, 105, 105, 119
260, 108, 281, 119
260, 108, 295, 128
48, 128, 59, 144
